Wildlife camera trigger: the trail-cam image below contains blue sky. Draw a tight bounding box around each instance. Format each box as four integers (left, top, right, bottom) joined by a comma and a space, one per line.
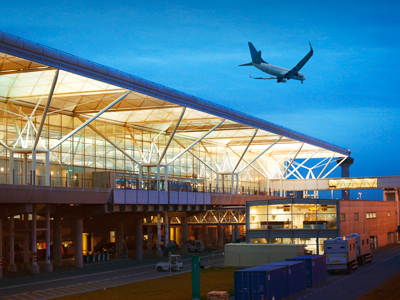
3, 0, 399, 199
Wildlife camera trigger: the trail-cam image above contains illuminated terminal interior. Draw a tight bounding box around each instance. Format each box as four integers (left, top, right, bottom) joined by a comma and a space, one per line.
0, 48, 350, 193
246, 199, 339, 254
249, 203, 337, 230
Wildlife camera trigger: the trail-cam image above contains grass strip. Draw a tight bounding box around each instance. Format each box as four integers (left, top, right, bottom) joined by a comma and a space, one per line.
56, 267, 238, 300
356, 272, 400, 300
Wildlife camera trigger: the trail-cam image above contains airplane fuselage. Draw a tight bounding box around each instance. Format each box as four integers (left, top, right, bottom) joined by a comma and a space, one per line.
254, 62, 306, 81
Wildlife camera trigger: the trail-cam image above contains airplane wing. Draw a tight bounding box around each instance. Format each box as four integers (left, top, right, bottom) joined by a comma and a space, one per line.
249, 74, 278, 80
285, 42, 313, 77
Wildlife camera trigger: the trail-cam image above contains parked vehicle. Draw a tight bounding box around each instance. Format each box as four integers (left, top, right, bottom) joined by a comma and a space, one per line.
188, 240, 205, 252
345, 233, 373, 265
156, 254, 183, 271
324, 236, 358, 273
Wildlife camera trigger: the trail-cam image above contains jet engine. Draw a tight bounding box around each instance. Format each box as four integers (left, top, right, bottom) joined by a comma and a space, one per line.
277, 78, 287, 83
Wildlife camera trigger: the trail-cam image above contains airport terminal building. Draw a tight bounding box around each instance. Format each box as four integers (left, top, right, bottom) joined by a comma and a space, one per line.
0, 31, 398, 276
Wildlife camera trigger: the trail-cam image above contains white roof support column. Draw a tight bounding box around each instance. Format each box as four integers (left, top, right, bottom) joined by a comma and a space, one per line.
232, 129, 258, 173
45, 151, 50, 186
173, 138, 217, 173
284, 149, 320, 179
200, 142, 221, 173
157, 164, 161, 191
322, 156, 348, 179
0, 140, 10, 151
164, 165, 168, 192
7, 103, 22, 148
237, 136, 282, 174
33, 70, 59, 150
77, 116, 140, 165
168, 119, 225, 165
49, 91, 131, 151
159, 107, 186, 164
31, 150, 36, 185
245, 160, 269, 179
317, 153, 335, 179
10, 150, 14, 184
281, 143, 304, 179
236, 173, 239, 194
231, 172, 235, 194
139, 165, 143, 189
229, 147, 270, 179
126, 127, 145, 161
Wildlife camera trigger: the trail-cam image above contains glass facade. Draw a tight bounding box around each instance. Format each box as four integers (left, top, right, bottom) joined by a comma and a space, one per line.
249, 202, 337, 230
0, 42, 347, 194
247, 199, 339, 254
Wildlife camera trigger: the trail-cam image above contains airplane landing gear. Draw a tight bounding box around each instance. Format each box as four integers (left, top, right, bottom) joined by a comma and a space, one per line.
301, 81, 303, 84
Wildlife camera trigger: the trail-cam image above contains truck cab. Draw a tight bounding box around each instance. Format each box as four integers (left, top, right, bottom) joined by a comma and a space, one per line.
324, 236, 357, 273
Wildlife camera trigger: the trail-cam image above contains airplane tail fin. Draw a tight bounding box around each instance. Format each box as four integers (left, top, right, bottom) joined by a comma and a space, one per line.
248, 42, 258, 62
253, 51, 262, 64
248, 42, 267, 64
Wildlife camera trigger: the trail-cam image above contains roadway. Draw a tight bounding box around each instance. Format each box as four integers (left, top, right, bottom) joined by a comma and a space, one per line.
291, 243, 400, 300
0, 252, 223, 300
0, 244, 399, 300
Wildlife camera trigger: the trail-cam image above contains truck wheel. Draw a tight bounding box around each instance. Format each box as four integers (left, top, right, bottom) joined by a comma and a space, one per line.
157, 266, 163, 272
346, 265, 352, 274
360, 257, 365, 265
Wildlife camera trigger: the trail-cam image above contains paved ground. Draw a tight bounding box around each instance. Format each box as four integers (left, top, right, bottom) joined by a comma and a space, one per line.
0, 252, 223, 300
0, 244, 399, 300
290, 243, 400, 300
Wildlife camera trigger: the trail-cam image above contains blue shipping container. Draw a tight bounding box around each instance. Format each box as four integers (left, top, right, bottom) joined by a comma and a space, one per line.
235, 265, 287, 300
266, 261, 306, 296
286, 255, 326, 287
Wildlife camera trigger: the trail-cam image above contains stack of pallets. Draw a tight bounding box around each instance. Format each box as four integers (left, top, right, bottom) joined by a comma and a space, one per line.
207, 291, 230, 300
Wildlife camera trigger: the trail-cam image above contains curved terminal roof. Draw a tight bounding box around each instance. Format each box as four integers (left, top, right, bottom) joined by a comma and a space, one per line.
0, 31, 350, 161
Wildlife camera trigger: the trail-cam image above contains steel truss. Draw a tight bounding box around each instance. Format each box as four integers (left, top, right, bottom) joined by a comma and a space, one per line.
169, 208, 246, 225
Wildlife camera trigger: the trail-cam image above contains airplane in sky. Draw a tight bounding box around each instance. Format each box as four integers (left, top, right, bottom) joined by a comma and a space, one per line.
239, 42, 313, 83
